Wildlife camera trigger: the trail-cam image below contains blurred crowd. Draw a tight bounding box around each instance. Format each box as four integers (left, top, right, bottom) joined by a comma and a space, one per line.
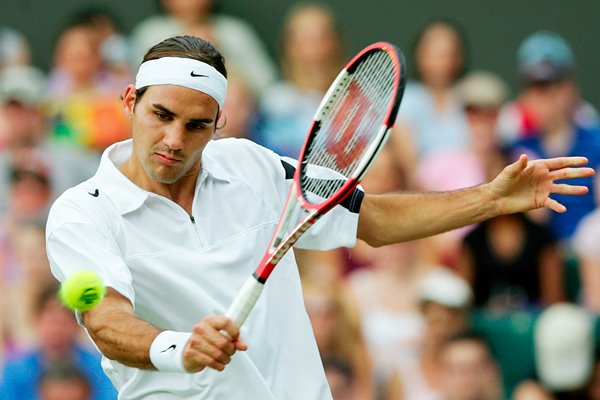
1, 1, 600, 399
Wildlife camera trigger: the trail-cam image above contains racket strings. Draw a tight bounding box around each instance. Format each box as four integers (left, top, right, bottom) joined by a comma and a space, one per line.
301, 50, 396, 203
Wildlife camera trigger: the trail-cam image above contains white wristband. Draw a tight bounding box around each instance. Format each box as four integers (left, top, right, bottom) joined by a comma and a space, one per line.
149, 330, 192, 373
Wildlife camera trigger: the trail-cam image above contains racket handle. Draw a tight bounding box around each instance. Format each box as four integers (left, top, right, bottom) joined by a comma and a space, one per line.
225, 276, 264, 328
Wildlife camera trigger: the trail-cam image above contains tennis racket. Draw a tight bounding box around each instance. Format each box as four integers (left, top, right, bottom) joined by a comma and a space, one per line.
226, 42, 406, 327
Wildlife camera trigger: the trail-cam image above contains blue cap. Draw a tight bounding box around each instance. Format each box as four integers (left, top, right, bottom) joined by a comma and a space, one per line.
517, 31, 575, 83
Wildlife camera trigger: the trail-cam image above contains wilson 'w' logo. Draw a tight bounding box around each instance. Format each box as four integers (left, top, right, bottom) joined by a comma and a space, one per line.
326, 81, 375, 170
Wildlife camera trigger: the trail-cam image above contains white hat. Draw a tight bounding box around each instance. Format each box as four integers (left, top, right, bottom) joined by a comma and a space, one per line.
457, 71, 509, 109
0, 65, 46, 106
535, 303, 594, 391
420, 267, 473, 309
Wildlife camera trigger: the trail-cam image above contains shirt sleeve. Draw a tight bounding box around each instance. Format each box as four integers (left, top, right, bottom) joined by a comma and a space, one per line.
274, 156, 362, 251
46, 199, 135, 305
206, 138, 363, 251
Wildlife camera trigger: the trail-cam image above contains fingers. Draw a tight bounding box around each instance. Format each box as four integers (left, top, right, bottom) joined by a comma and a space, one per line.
550, 167, 596, 181
182, 315, 246, 373
234, 338, 248, 351
542, 156, 590, 170
544, 197, 567, 213
504, 154, 529, 178
551, 183, 590, 196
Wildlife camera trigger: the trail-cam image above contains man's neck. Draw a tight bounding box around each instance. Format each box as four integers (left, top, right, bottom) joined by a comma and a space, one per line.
119, 157, 200, 215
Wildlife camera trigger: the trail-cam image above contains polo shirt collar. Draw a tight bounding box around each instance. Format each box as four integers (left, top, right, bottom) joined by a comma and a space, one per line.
199, 141, 233, 184
94, 139, 232, 215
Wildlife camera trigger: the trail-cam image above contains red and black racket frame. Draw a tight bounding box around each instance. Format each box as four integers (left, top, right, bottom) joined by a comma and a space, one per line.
252, 42, 406, 283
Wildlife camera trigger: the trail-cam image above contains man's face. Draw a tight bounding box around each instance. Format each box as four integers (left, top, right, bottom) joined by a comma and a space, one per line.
285, 6, 342, 67
416, 24, 463, 87
0, 100, 45, 147
36, 298, 80, 356
39, 379, 90, 400
464, 105, 501, 154
123, 84, 219, 185
522, 79, 577, 131
423, 302, 467, 343
439, 340, 499, 400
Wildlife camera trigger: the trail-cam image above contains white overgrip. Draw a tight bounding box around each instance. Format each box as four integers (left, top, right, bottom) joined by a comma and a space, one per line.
225, 276, 265, 328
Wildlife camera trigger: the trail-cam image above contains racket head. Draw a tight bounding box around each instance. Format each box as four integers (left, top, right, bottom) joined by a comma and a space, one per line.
295, 42, 406, 210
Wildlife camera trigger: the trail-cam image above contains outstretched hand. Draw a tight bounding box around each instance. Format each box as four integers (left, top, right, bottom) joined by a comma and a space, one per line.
488, 154, 595, 215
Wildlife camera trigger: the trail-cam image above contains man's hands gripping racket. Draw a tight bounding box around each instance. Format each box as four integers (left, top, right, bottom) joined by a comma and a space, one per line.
225, 42, 407, 328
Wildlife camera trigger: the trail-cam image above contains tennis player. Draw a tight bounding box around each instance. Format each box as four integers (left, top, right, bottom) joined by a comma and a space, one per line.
46, 35, 594, 399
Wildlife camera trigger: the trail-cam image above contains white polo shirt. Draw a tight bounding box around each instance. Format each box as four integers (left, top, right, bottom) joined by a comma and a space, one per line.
46, 138, 362, 399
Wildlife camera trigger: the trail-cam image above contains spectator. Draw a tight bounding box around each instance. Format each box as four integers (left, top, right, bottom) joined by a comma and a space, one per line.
3, 153, 53, 224
0, 65, 99, 213
0, 153, 55, 361
415, 70, 510, 191
0, 65, 46, 150
390, 18, 470, 186
572, 205, 600, 311
396, 267, 473, 400
38, 359, 92, 400
444, 70, 566, 310
348, 242, 427, 376
437, 332, 503, 400
65, 7, 133, 88
0, 26, 30, 69
255, 2, 344, 158
457, 151, 565, 310
0, 224, 52, 369
498, 33, 598, 146
130, 0, 276, 95
215, 71, 259, 139
46, 23, 130, 152
507, 31, 600, 241
0, 282, 117, 399
458, 211, 564, 310
534, 303, 593, 399
322, 356, 355, 400
302, 278, 376, 399
47, 24, 120, 99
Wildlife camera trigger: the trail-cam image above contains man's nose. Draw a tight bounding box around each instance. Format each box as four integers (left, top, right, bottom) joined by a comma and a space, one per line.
163, 124, 185, 150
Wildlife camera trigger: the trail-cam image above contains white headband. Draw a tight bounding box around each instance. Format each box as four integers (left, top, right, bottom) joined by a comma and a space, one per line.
135, 57, 228, 108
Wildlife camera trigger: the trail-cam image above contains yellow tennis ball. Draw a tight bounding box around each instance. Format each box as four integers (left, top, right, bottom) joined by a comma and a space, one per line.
60, 270, 106, 311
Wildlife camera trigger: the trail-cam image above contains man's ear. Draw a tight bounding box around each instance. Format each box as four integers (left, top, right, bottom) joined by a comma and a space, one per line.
215, 110, 224, 130
122, 84, 137, 118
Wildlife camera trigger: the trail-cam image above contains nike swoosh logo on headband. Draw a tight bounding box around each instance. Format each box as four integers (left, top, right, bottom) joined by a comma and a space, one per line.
190, 71, 208, 77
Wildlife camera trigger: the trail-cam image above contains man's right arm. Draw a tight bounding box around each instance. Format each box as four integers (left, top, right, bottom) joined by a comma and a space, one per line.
82, 288, 159, 369
82, 288, 248, 372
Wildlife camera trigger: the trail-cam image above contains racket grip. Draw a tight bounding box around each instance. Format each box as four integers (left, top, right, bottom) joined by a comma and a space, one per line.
225, 276, 264, 328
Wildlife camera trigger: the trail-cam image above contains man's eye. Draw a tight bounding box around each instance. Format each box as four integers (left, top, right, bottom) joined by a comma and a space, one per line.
187, 122, 207, 130
156, 112, 170, 121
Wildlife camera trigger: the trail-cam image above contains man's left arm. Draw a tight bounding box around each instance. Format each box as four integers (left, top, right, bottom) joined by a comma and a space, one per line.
358, 155, 595, 246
